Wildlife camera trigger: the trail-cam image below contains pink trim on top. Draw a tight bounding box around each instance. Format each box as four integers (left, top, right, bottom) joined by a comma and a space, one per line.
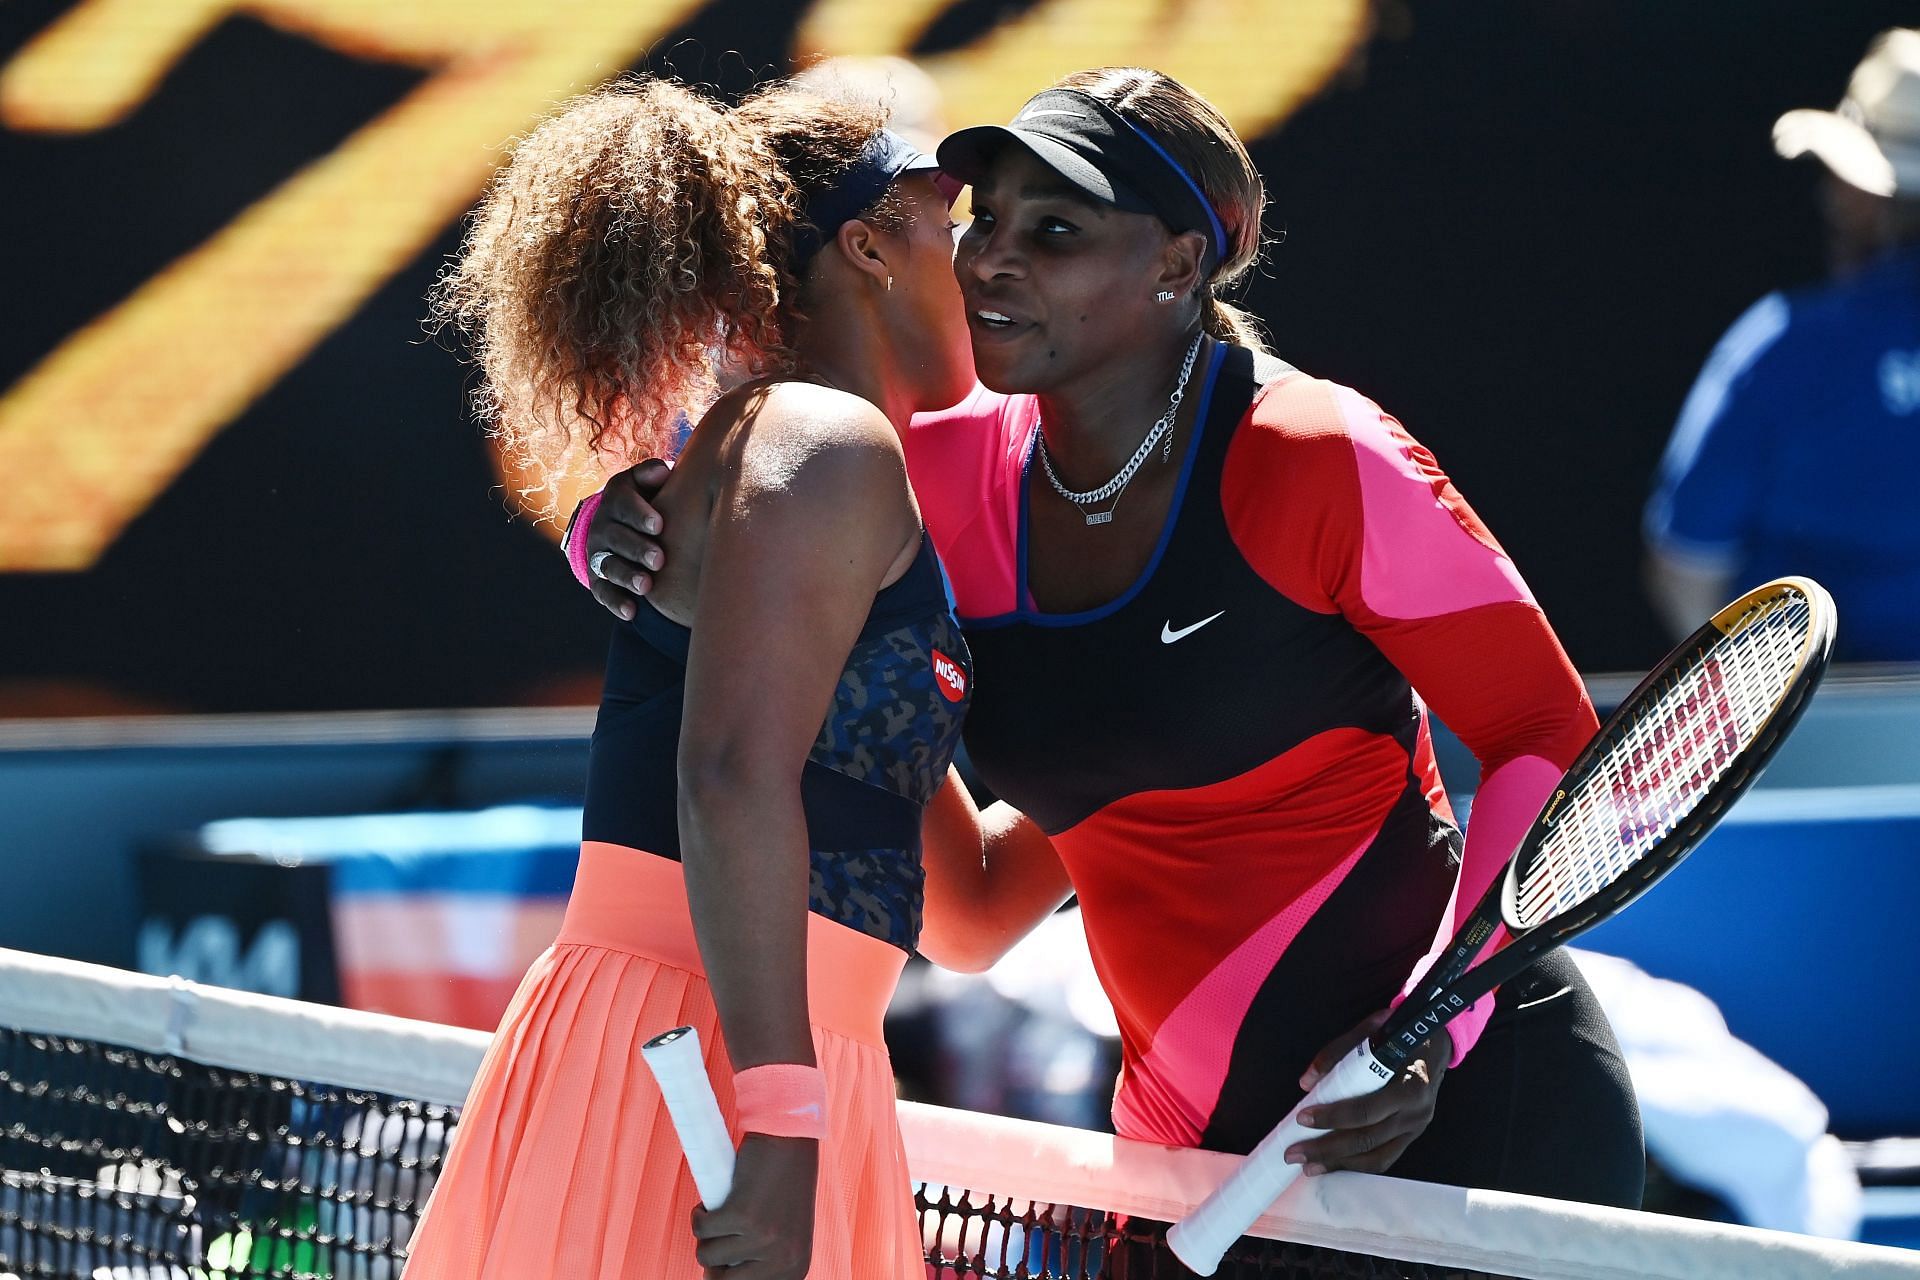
1331, 385, 1533, 622
566, 489, 606, 590
904, 384, 1034, 619
1110, 834, 1375, 1148
1394, 752, 1565, 1066
937, 416, 1029, 618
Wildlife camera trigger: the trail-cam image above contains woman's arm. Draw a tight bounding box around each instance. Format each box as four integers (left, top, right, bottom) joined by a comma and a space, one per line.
674, 391, 918, 1271
1322, 425, 1594, 1068
1227, 381, 1594, 1068
1223, 379, 1592, 1177
677, 393, 918, 1069
1286, 423, 1589, 1174
917, 767, 1074, 973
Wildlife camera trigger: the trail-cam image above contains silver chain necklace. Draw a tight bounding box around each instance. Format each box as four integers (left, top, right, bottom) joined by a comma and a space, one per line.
1036, 334, 1203, 527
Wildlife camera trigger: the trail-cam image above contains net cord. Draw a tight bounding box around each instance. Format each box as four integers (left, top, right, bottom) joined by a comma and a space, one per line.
3, 947, 1914, 1279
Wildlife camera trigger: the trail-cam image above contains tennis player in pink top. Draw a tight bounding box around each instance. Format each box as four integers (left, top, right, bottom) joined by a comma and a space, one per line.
575, 65, 1645, 1265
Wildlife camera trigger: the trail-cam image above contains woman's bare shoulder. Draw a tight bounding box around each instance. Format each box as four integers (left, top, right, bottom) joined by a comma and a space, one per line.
707, 380, 907, 512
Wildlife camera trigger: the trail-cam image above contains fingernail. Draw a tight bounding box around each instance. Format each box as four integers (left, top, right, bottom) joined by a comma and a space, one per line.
1298, 1110, 1317, 1128
1305, 1164, 1326, 1178
643, 550, 663, 570
1284, 1148, 1304, 1165
1299, 1073, 1317, 1091
620, 604, 636, 621
630, 577, 649, 595
643, 517, 661, 534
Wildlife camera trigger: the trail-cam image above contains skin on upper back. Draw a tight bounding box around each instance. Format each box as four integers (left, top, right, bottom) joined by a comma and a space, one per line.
641, 379, 923, 627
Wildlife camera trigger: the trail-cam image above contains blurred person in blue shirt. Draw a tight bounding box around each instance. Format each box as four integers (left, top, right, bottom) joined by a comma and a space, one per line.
1646, 29, 1920, 662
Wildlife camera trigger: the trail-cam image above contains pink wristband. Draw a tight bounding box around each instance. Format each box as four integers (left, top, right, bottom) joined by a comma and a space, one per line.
1387, 986, 1493, 1068
565, 489, 606, 589
733, 1064, 827, 1139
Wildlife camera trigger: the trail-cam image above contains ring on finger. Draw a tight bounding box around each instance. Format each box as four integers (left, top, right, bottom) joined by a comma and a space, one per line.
588, 549, 615, 580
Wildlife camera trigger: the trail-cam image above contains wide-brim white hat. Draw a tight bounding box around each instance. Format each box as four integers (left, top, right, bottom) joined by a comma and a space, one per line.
1774, 28, 1920, 198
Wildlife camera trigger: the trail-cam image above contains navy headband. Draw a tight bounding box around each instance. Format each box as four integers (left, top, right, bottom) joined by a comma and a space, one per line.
790, 129, 940, 271
936, 88, 1229, 267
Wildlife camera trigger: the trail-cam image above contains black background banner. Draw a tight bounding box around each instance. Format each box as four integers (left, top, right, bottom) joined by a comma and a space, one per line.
1, 1, 1910, 716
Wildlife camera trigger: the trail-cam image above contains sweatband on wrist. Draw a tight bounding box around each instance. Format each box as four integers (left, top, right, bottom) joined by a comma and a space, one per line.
733, 1063, 827, 1139
1387, 985, 1492, 1068
564, 489, 606, 589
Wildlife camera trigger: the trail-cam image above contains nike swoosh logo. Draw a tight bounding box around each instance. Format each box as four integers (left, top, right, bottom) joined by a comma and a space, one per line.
1161, 612, 1225, 643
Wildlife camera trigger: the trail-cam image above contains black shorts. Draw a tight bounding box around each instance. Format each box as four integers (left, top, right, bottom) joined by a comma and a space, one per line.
1390, 948, 1644, 1206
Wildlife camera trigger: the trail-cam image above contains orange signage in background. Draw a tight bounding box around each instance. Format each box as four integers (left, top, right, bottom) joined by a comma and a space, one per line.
0, 0, 1368, 572
0, 0, 706, 572
798, 0, 1370, 140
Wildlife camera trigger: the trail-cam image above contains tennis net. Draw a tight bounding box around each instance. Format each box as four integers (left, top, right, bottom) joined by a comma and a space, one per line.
3, 948, 1914, 1280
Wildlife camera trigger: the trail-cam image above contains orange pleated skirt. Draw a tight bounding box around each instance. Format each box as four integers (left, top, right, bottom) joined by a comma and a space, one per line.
402, 841, 921, 1279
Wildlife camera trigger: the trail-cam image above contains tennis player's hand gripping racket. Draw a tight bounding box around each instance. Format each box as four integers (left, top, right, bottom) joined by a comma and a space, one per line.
1166, 576, 1836, 1274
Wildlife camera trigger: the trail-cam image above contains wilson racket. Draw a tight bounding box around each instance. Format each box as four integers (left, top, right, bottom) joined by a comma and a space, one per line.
1168, 575, 1836, 1274
640, 1024, 735, 1209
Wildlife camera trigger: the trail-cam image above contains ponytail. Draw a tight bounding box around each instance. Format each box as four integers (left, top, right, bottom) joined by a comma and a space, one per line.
1053, 68, 1274, 356
1203, 294, 1271, 354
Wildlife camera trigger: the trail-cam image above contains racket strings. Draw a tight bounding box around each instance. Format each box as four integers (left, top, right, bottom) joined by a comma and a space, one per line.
1511, 591, 1813, 929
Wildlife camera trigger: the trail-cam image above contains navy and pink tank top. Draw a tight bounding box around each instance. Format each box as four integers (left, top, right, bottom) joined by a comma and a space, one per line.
582, 536, 973, 954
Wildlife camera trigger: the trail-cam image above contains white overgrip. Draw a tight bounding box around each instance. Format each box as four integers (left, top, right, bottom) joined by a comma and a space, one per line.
1165, 1039, 1393, 1275
639, 1025, 735, 1209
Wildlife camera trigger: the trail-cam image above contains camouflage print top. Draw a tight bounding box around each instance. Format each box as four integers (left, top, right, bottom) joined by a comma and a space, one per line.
583, 536, 973, 952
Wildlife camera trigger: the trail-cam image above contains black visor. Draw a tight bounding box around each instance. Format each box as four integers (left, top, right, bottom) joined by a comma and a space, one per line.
937, 89, 1227, 266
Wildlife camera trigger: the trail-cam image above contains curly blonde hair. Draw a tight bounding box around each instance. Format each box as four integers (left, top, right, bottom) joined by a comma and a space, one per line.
1051, 68, 1271, 353
430, 77, 891, 510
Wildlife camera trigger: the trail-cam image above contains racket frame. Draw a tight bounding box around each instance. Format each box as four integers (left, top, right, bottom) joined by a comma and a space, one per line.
1166, 577, 1835, 1275
1375, 575, 1834, 1069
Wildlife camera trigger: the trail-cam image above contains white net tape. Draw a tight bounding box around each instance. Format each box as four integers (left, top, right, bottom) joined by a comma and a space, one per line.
4, 947, 1916, 1279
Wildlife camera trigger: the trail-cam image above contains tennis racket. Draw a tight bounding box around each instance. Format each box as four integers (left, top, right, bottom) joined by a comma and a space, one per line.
1166, 575, 1836, 1274
640, 1024, 736, 1209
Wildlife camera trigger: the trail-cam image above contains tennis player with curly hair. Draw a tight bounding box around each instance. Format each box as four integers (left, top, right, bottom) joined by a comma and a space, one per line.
403, 76, 974, 1279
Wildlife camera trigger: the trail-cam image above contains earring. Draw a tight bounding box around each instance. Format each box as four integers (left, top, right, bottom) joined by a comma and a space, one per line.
886, 275, 894, 292
1154, 290, 1177, 303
